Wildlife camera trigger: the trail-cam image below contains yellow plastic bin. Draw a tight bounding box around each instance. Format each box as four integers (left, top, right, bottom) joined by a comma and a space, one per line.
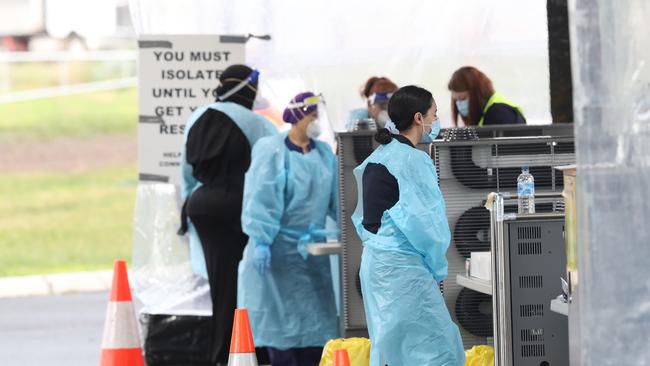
465, 345, 494, 366
320, 338, 370, 366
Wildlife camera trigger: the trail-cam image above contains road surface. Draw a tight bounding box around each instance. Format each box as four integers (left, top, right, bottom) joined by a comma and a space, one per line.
0, 292, 107, 366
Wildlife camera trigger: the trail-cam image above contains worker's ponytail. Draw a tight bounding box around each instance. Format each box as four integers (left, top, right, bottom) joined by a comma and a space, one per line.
374, 128, 392, 145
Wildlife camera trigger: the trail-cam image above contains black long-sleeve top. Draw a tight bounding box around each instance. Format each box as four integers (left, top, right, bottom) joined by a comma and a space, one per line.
361, 134, 414, 233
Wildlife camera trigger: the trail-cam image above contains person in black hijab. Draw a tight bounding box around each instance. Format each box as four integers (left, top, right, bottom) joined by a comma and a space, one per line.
179, 64, 277, 365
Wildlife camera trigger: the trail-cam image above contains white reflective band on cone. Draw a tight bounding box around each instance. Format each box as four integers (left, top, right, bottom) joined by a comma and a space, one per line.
101, 301, 141, 349
228, 353, 259, 366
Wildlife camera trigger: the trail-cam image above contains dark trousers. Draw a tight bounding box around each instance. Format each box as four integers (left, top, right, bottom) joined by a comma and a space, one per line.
188, 186, 269, 364
267, 347, 323, 366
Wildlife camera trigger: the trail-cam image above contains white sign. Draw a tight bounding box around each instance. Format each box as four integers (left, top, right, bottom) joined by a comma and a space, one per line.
138, 35, 246, 185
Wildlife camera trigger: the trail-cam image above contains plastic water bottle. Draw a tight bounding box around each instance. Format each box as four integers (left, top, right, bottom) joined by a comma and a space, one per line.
517, 165, 536, 214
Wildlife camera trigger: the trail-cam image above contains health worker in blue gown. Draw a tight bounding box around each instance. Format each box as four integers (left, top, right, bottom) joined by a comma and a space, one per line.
352, 85, 465, 365
178, 64, 277, 365
346, 76, 399, 133
238, 91, 339, 366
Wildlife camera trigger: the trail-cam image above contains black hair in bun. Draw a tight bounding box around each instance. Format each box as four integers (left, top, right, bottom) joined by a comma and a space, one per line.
374, 128, 392, 145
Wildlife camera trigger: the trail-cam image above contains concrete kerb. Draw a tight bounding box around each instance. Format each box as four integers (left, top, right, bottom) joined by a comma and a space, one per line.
0, 270, 113, 298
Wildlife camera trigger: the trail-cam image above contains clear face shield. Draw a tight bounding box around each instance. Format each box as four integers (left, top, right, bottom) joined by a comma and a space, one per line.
251, 75, 272, 112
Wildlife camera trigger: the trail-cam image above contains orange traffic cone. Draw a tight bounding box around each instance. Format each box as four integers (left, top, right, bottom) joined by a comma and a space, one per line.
333, 348, 351, 366
99, 260, 145, 366
228, 308, 258, 366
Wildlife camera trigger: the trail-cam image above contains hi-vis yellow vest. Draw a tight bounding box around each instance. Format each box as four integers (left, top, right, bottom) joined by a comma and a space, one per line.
478, 92, 524, 127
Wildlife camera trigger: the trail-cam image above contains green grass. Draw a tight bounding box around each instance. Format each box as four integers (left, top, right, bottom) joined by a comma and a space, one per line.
0, 164, 138, 276
0, 87, 137, 142
4, 61, 136, 92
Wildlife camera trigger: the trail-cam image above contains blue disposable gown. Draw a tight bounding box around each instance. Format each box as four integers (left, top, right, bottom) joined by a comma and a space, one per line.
352, 138, 465, 366
238, 132, 339, 349
181, 101, 277, 278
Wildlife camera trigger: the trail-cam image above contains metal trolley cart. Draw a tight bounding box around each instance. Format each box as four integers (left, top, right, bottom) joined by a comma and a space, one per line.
488, 192, 569, 366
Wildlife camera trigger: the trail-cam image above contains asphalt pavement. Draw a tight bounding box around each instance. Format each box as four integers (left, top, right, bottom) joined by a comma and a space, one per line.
0, 292, 107, 366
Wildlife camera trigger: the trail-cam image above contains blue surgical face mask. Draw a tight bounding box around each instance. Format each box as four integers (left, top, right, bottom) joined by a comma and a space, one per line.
428, 118, 441, 140
420, 117, 441, 143
456, 98, 469, 117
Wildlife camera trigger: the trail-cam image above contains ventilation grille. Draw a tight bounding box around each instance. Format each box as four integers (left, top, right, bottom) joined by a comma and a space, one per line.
434, 135, 573, 191
519, 275, 543, 288
522, 344, 546, 358
453, 206, 492, 258
351, 135, 375, 165
518, 242, 542, 255
518, 226, 542, 240
337, 133, 379, 334
520, 304, 544, 317
521, 328, 545, 342
454, 288, 493, 338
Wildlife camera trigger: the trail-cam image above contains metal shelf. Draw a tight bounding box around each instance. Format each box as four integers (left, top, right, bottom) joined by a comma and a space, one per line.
456, 274, 492, 295
550, 298, 568, 316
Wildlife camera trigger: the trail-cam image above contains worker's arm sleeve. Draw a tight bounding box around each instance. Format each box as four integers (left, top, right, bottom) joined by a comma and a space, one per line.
361, 163, 399, 234
180, 148, 197, 201
389, 157, 451, 281
180, 107, 209, 201
247, 114, 278, 145
241, 138, 286, 247
263, 117, 279, 138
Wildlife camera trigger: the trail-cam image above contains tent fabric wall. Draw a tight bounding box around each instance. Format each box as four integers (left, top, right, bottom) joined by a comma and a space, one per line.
129, 0, 552, 130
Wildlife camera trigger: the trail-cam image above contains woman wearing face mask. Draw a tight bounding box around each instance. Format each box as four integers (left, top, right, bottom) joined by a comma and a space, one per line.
352, 86, 465, 365
347, 76, 399, 132
448, 66, 526, 127
238, 92, 339, 366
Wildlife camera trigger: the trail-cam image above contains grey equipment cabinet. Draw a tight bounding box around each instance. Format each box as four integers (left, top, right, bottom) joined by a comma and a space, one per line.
432, 132, 574, 349
489, 193, 569, 366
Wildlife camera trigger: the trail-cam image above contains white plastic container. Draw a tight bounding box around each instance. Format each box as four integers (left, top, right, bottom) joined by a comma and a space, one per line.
470, 252, 492, 281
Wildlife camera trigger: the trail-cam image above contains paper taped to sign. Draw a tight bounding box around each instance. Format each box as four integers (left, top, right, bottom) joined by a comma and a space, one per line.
138, 34, 245, 185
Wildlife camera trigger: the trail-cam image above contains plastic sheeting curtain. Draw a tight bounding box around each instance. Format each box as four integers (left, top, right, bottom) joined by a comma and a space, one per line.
569, 0, 650, 364
129, 0, 552, 129
127, 0, 553, 315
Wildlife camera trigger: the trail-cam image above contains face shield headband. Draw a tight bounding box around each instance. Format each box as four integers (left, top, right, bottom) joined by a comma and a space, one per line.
368, 92, 393, 105
286, 94, 325, 124
216, 69, 260, 101
286, 94, 325, 111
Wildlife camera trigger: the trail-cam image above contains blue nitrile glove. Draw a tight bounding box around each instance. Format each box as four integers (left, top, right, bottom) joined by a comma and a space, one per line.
254, 244, 271, 275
